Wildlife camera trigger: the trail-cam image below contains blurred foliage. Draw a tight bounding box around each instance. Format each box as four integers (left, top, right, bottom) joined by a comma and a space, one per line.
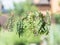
53, 13, 60, 24
13, 2, 37, 16
0, 0, 50, 45
58, 0, 60, 6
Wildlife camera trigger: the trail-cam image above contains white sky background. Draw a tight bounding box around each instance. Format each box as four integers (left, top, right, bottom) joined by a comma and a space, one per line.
1, 0, 26, 9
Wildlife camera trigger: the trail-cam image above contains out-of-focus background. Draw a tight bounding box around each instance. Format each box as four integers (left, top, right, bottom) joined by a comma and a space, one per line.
0, 0, 60, 45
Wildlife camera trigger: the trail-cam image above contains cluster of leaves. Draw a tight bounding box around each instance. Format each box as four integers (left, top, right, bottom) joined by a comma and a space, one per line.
6, 14, 16, 31
15, 11, 50, 37
14, 11, 50, 45
5, 1, 50, 45
17, 19, 24, 37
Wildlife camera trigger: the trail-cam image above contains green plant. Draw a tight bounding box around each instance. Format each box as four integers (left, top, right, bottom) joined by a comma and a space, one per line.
17, 19, 24, 37
4, 0, 50, 45
6, 15, 15, 31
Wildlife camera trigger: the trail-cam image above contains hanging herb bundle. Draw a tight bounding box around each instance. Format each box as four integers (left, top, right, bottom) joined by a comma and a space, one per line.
17, 17, 24, 37
13, 1, 51, 38
38, 12, 50, 34
38, 12, 47, 34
